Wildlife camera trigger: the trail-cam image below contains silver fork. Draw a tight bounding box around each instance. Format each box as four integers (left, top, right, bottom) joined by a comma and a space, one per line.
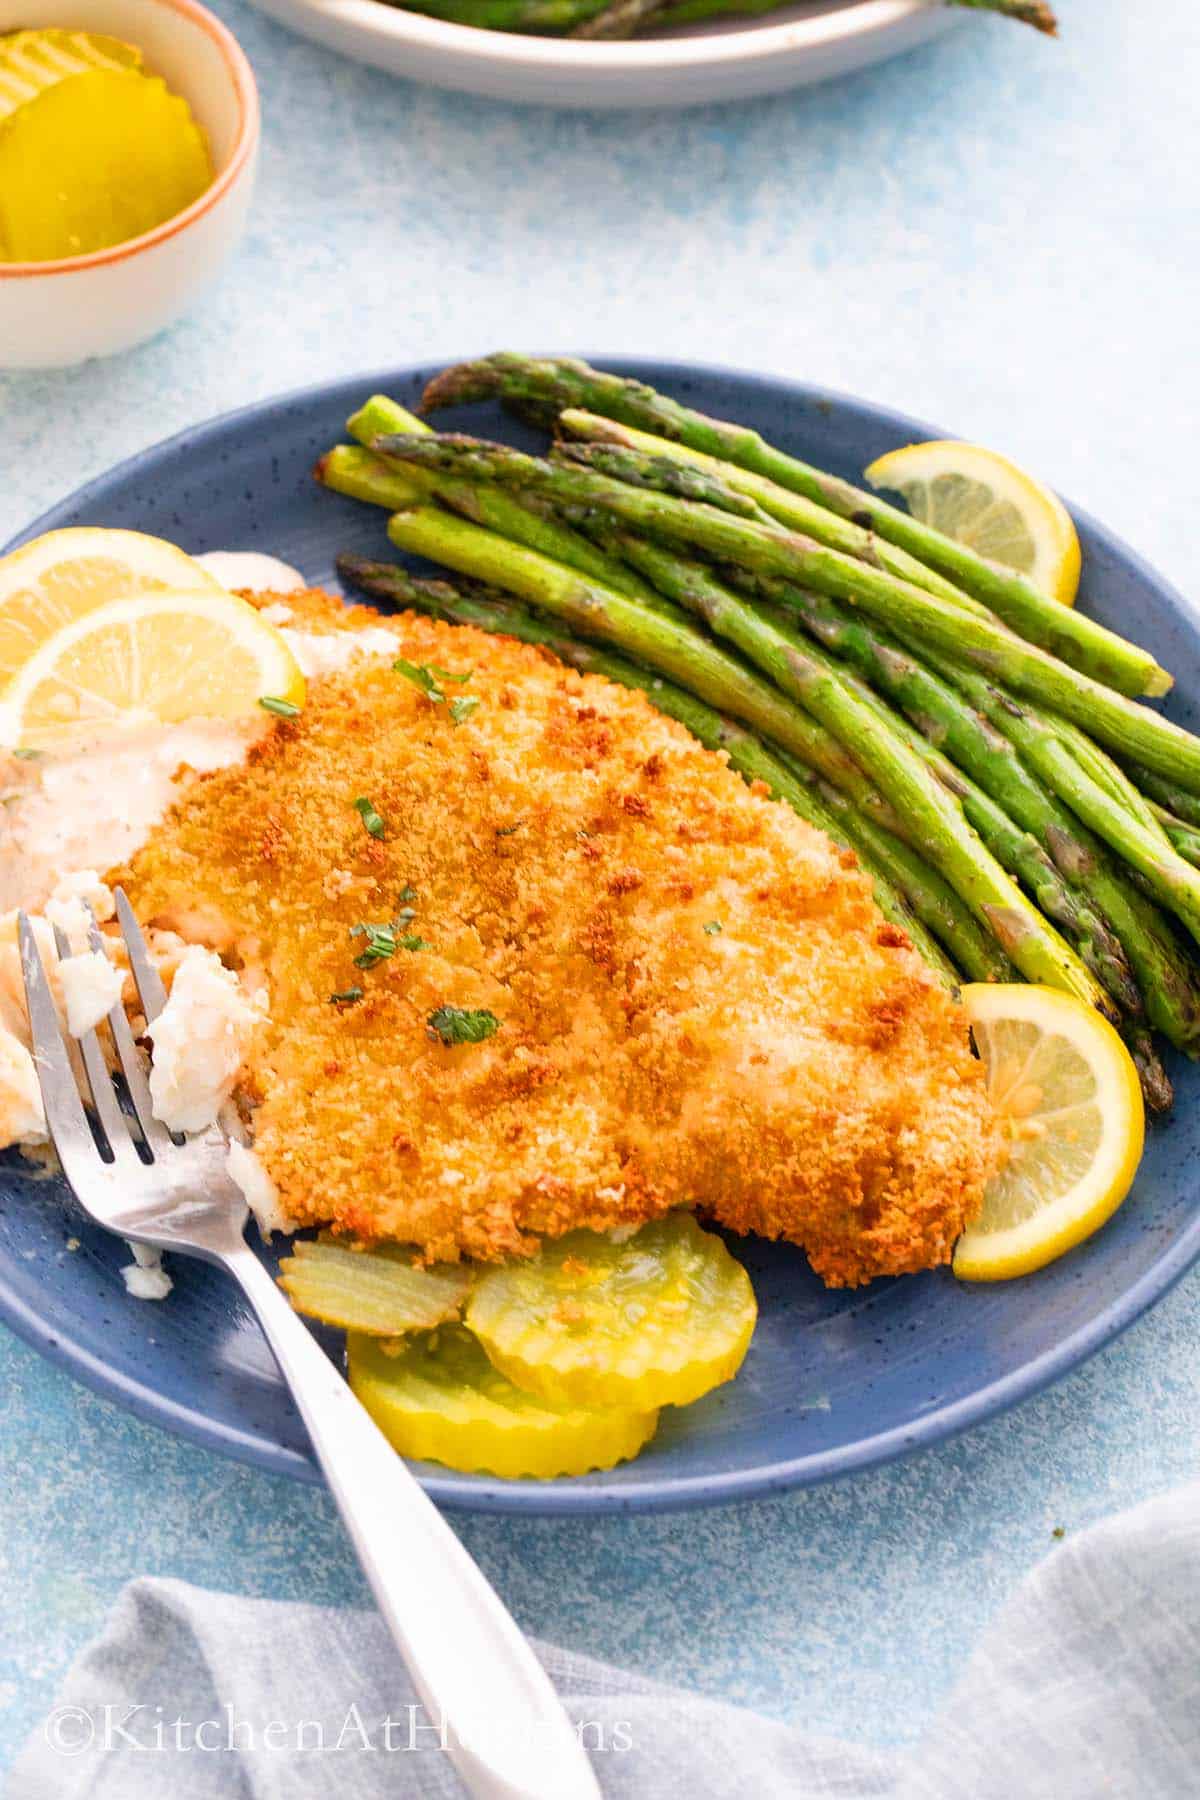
19, 891, 600, 1800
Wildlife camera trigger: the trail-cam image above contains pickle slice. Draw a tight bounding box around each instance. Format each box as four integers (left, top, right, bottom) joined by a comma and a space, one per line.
0, 68, 211, 263
348, 1326, 658, 1480
466, 1213, 757, 1412
0, 29, 141, 123
279, 1240, 472, 1335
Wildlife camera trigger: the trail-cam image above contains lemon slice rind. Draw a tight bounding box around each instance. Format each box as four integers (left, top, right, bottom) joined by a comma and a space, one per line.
953, 983, 1144, 1282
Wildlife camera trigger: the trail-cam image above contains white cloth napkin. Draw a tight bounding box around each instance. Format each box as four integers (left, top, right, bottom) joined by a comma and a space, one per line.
9, 1479, 1200, 1800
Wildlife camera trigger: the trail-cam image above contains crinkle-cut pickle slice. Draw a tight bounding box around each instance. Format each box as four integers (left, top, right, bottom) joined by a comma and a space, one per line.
347, 1326, 658, 1480
466, 1212, 757, 1412
278, 1240, 473, 1335
0, 68, 211, 263
0, 28, 142, 123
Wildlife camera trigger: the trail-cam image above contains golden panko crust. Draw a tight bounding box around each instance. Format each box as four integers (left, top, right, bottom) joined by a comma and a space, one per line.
114, 586, 1000, 1285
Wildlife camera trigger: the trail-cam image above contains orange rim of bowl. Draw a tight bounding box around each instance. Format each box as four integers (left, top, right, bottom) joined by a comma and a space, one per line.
0, 0, 259, 280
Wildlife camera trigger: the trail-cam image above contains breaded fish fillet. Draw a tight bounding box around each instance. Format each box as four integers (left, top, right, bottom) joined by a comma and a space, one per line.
115, 588, 1000, 1286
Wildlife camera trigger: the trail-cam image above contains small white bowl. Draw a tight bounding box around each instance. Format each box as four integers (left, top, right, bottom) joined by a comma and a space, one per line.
0, 0, 259, 368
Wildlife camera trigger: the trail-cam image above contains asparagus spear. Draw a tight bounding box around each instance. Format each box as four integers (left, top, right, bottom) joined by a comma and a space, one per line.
332, 402, 668, 609
556, 412, 972, 605
318, 441, 679, 615
909, 640, 1200, 1032
937, 686, 1200, 948
553, 439, 772, 521
569, 0, 671, 34
317, 443, 417, 508
398, 0, 613, 29
651, 0, 785, 22
377, 431, 1200, 789
1123, 1026, 1177, 1115
569, 0, 1056, 44
335, 555, 961, 983
420, 357, 1166, 698
652, 0, 1055, 24
743, 584, 1137, 972
346, 394, 429, 445
1114, 761, 1200, 830
1150, 805, 1200, 870
1053, 719, 1174, 848
757, 578, 1200, 1051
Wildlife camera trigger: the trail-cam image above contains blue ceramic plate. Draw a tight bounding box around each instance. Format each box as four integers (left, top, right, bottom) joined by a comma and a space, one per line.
2, 360, 1198, 1515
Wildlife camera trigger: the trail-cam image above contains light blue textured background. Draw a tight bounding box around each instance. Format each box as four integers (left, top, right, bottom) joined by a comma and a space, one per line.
3, 0, 1199, 1773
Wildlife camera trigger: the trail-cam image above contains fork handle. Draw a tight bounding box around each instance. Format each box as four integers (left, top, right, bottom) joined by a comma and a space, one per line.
225, 1247, 601, 1800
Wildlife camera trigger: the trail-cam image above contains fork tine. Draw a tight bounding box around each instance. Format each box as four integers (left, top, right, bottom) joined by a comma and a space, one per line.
17, 913, 96, 1175
114, 888, 169, 1025
52, 923, 139, 1165
84, 903, 173, 1153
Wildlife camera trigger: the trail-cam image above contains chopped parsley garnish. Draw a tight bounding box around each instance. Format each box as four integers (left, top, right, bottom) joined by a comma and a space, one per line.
353, 796, 386, 838
394, 657, 443, 700
427, 1006, 500, 1047
329, 987, 364, 1006
351, 922, 402, 968
394, 658, 478, 724
259, 695, 301, 719
13, 748, 41, 761
398, 885, 418, 904
349, 898, 427, 966
703, 920, 723, 935
350, 924, 428, 967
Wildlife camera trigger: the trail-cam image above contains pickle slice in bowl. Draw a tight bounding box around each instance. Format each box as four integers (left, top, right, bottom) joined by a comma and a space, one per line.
0, 68, 211, 262
0, 29, 142, 124
466, 1212, 757, 1412
278, 1240, 473, 1335
347, 1326, 658, 1480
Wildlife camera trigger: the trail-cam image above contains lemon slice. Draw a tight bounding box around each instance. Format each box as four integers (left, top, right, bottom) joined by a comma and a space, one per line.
0, 67, 211, 263
0, 527, 223, 687
953, 984, 1144, 1282
0, 589, 305, 751
864, 441, 1081, 605
0, 29, 142, 122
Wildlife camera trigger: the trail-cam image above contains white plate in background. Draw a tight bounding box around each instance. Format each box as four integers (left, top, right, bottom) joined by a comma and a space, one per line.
244, 0, 960, 109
